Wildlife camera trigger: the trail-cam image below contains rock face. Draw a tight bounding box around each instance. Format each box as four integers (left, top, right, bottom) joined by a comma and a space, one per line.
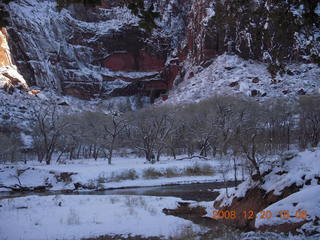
0, 27, 28, 93
2, 0, 320, 101
0, 28, 12, 67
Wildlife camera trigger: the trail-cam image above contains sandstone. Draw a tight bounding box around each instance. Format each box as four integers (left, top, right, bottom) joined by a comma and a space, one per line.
2, 0, 319, 103
0, 28, 11, 67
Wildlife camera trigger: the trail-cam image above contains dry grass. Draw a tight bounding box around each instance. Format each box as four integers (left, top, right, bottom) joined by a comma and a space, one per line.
67, 208, 80, 225
142, 167, 164, 179
124, 196, 157, 216
109, 169, 138, 182
142, 163, 214, 180
163, 167, 180, 178
169, 224, 198, 240
124, 196, 147, 208
184, 162, 214, 176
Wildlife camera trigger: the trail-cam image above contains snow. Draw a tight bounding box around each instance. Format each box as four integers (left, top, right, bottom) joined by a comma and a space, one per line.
102, 78, 131, 95
214, 179, 257, 208
215, 149, 320, 208
255, 186, 320, 230
0, 195, 201, 240
291, 4, 304, 18
202, 3, 216, 25
164, 54, 320, 105
213, 149, 320, 235
262, 150, 320, 195
0, 156, 241, 192
0, 66, 28, 89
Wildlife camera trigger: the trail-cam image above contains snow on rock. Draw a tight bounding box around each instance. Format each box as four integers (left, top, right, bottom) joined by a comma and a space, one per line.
164, 54, 320, 104
216, 149, 320, 209
255, 186, 320, 233
0, 66, 28, 91
0, 27, 28, 92
213, 149, 320, 234
261, 150, 320, 196
5, 0, 176, 101
0, 195, 200, 240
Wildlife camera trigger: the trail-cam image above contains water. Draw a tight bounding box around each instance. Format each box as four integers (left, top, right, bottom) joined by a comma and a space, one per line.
0, 181, 236, 201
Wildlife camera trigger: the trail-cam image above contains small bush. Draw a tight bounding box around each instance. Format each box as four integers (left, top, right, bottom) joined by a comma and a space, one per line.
142, 167, 164, 179
109, 169, 138, 182
184, 162, 214, 176
97, 173, 107, 184
164, 167, 179, 178
55, 172, 74, 184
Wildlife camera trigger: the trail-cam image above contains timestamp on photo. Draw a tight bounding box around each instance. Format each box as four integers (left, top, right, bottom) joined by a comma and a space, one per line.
211, 210, 308, 220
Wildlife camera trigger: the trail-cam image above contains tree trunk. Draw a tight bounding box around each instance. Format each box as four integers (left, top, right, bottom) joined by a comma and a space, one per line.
56, 151, 64, 163
45, 154, 51, 165
156, 149, 161, 162
233, 156, 238, 188
108, 137, 116, 165
170, 148, 176, 160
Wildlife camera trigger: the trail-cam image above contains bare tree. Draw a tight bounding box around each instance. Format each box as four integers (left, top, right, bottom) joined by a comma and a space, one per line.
298, 95, 320, 148
31, 104, 71, 165
127, 106, 175, 163
102, 112, 127, 165
0, 132, 22, 163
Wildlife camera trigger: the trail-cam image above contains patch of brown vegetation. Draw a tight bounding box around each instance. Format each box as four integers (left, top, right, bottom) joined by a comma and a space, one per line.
163, 202, 207, 218
257, 220, 307, 234
55, 172, 77, 184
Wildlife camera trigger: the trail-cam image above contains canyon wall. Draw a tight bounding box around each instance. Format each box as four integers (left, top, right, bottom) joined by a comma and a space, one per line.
2, 0, 319, 101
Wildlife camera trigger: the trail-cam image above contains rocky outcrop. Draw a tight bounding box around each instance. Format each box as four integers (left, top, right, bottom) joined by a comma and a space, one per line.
2, 0, 319, 102
182, 0, 320, 65
213, 184, 300, 231
213, 157, 320, 235
0, 28, 11, 67
0, 27, 28, 93
4, 0, 175, 100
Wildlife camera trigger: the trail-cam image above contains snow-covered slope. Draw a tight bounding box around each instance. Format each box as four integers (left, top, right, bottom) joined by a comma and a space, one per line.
165, 54, 320, 104
214, 149, 320, 234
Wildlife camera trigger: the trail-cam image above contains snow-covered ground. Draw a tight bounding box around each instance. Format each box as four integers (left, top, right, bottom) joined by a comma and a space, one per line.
215, 150, 320, 208
164, 54, 320, 105
0, 156, 240, 192
255, 185, 320, 234
213, 149, 320, 235
0, 195, 201, 240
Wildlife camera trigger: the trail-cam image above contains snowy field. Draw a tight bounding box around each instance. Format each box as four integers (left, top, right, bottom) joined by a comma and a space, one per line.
0, 195, 201, 240
0, 156, 239, 192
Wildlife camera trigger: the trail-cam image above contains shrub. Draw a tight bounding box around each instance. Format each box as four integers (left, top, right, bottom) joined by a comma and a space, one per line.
164, 167, 179, 178
109, 169, 138, 182
184, 162, 214, 176
142, 167, 164, 179
97, 173, 107, 184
